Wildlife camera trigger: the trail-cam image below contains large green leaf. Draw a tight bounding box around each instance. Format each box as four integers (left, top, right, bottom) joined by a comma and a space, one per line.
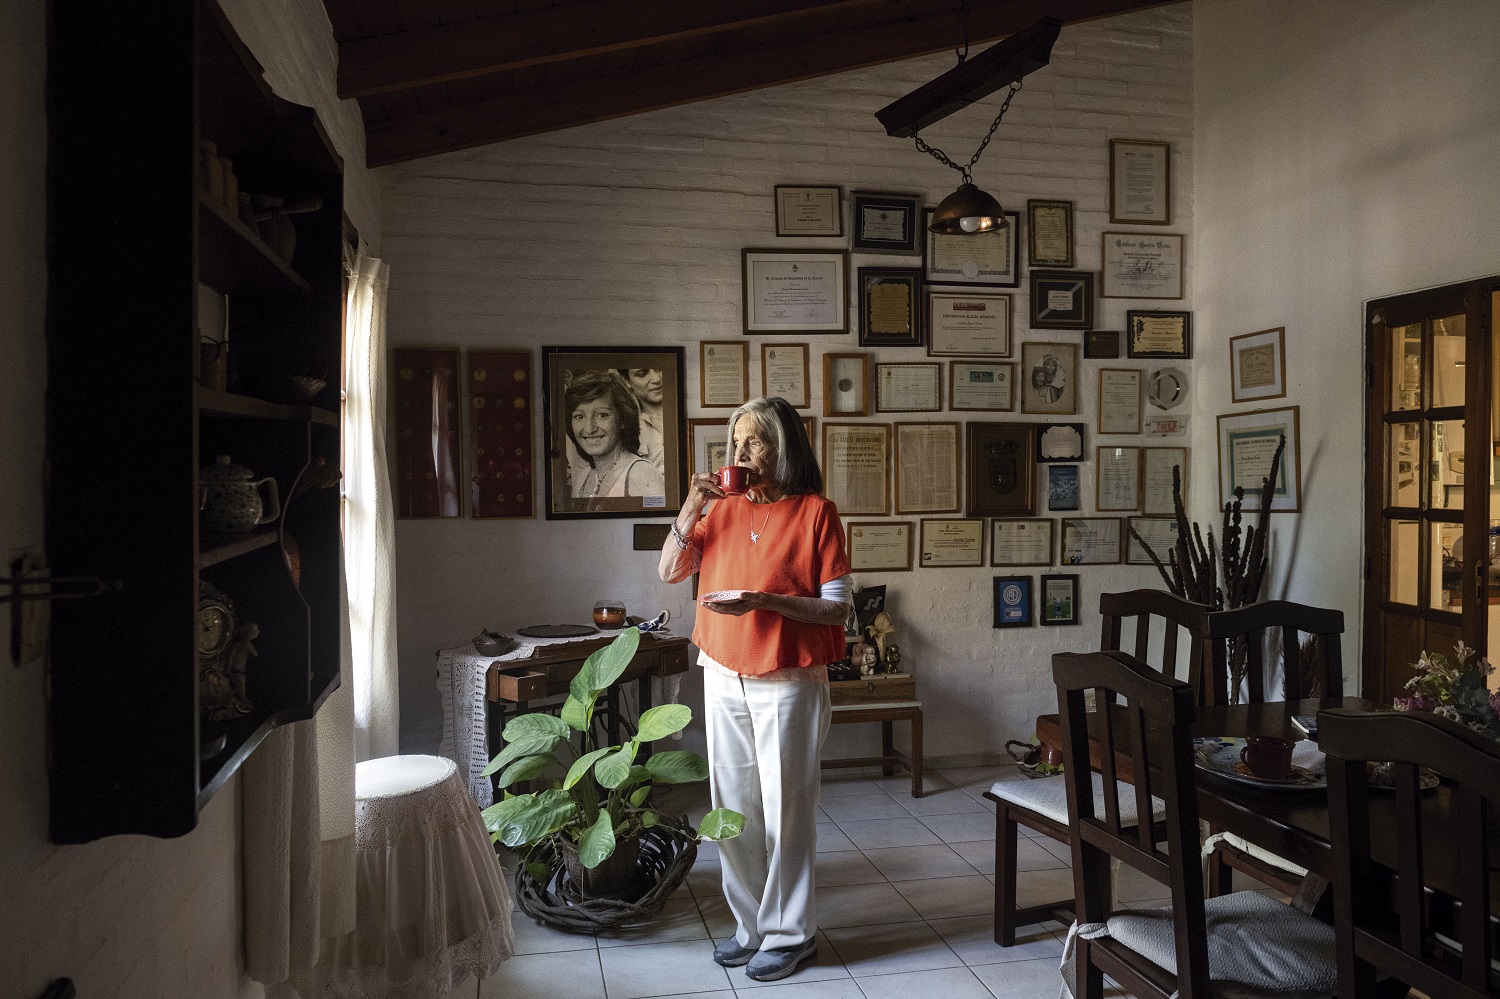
563, 746, 613, 790
484, 790, 575, 848
503, 713, 570, 743
573, 629, 640, 702
559, 693, 592, 733
628, 786, 651, 808
481, 735, 558, 777
696, 807, 746, 841
634, 703, 691, 742
621, 765, 652, 788
594, 743, 638, 789
644, 750, 709, 784
496, 753, 556, 789
479, 793, 533, 837
577, 809, 616, 869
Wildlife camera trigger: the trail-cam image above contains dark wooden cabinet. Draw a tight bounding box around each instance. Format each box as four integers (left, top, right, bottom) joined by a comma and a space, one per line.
45, 0, 344, 841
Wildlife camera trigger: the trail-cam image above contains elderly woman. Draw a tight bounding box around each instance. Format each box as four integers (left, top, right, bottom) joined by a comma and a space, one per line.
564, 370, 664, 499
658, 396, 852, 983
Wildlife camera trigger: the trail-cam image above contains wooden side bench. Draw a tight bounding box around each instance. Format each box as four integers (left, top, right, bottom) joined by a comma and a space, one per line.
824, 700, 925, 798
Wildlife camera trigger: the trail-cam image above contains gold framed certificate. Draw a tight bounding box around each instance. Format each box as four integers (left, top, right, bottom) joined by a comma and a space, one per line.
1229, 327, 1286, 403
923, 207, 1020, 287
1126, 311, 1192, 359
1109, 139, 1171, 225
699, 341, 748, 408
1026, 199, 1074, 267
742, 249, 848, 334
919, 518, 984, 568
846, 521, 913, 571
859, 267, 922, 347
823, 422, 890, 516
1101, 232, 1184, 299
760, 343, 810, 408
1097, 367, 1144, 435
926, 289, 1011, 357
949, 361, 1015, 412
876, 362, 941, 413
773, 185, 842, 237
893, 421, 959, 514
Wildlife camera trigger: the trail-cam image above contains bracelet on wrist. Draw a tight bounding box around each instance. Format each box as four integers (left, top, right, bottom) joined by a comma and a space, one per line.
670, 521, 692, 550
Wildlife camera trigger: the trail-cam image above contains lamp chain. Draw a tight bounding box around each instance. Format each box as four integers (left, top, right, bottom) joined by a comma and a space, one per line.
912, 79, 1023, 184
954, 0, 969, 63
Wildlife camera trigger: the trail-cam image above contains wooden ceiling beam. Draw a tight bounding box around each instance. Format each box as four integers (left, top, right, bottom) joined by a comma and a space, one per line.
365, 0, 1168, 165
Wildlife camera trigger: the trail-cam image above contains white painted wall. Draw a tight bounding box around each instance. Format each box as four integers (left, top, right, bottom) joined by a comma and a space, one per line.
383, 5, 1195, 759
0, 0, 377, 994
1190, 0, 1500, 684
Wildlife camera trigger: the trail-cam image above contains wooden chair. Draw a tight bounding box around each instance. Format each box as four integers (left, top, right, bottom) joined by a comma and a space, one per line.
1056, 649, 1336, 999
1322, 708, 1500, 998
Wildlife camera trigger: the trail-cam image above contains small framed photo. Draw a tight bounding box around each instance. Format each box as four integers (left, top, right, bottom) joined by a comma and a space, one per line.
1097, 367, 1144, 435
688, 418, 730, 478
993, 575, 1034, 628
1126, 310, 1192, 359
1048, 464, 1080, 511
949, 361, 1015, 412
876, 363, 941, 413
852, 192, 921, 254
761, 343, 811, 408
894, 421, 960, 514
1020, 342, 1080, 415
919, 518, 985, 568
1029, 270, 1095, 330
774, 185, 842, 237
1060, 517, 1123, 565
965, 422, 1037, 517
1036, 422, 1086, 463
1229, 327, 1287, 403
1109, 139, 1171, 225
846, 521, 914, 572
823, 422, 891, 516
924, 207, 1020, 287
1127, 516, 1181, 565
1026, 199, 1074, 267
991, 518, 1054, 567
926, 289, 1012, 357
1217, 406, 1301, 512
1084, 330, 1121, 359
1040, 574, 1081, 626
1141, 446, 1186, 516
860, 267, 923, 347
699, 341, 749, 408
822, 353, 870, 417
1096, 445, 1141, 512
742, 249, 848, 334
1101, 232, 1184, 300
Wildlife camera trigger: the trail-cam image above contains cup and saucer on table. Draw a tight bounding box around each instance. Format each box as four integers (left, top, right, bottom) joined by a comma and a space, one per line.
1194, 735, 1327, 790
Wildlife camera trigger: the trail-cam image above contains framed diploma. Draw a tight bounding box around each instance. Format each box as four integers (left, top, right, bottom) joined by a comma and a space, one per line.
773, 185, 842, 237
876, 362, 941, 413
1095, 446, 1141, 512
1029, 269, 1095, 330
859, 267, 923, 347
926, 289, 1012, 357
1048, 464, 1080, 511
1229, 327, 1286, 403
923, 207, 1020, 287
823, 422, 890, 516
1097, 367, 1144, 435
1084, 331, 1121, 359
699, 341, 749, 408
1141, 446, 1186, 516
688, 417, 730, 478
1061, 517, 1123, 565
893, 421, 960, 514
852, 192, 921, 254
965, 422, 1037, 517
949, 361, 1015, 412
1126, 311, 1192, 359
1101, 232, 1184, 300
1021, 342, 1079, 415
759, 343, 810, 408
1040, 573, 1081, 626
993, 575, 1034, 628
847, 521, 914, 572
822, 353, 869, 416
1217, 406, 1301, 513
990, 518, 1053, 567
1109, 138, 1171, 225
742, 249, 848, 334
1026, 199, 1074, 267
1128, 516, 1181, 565
919, 518, 984, 568
1036, 422, 1086, 463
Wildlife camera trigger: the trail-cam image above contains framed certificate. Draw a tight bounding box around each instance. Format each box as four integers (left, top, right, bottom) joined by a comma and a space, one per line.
859, 267, 923, 347
1040, 574, 1081, 626
993, 575, 1034, 628
1141, 446, 1186, 516
1096, 446, 1141, 512
1229, 327, 1286, 403
919, 518, 984, 568
699, 341, 749, 408
852, 191, 921, 254
1217, 406, 1301, 512
926, 289, 1012, 357
949, 361, 1015, 412
876, 362, 941, 413
1029, 269, 1095, 330
1097, 367, 1143, 435
1021, 342, 1079, 415
1126, 310, 1192, 359
1027, 199, 1074, 267
965, 422, 1036, 517
1048, 464, 1080, 511
1085, 331, 1121, 359
847, 521, 913, 571
1060, 517, 1123, 565
1127, 516, 1180, 565
760, 343, 810, 408
1036, 422, 1085, 463
688, 418, 730, 477
923, 207, 1020, 287
773, 185, 842, 237
990, 518, 1053, 567
894, 421, 960, 514
742, 249, 848, 334
1101, 232, 1184, 300
822, 353, 869, 416
823, 422, 890, 516
1109, 139, 1171, 225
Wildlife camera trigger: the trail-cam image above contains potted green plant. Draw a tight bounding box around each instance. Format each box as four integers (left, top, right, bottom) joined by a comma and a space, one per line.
480, 628, 744, 907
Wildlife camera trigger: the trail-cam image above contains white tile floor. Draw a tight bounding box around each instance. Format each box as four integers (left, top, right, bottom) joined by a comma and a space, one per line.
471, 763, 1284, 999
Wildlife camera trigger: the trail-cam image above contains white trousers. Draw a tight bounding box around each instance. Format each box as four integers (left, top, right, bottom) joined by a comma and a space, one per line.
702, 668, 831, 950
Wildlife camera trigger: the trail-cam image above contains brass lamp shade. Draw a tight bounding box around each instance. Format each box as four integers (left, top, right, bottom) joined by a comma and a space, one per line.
928, 183, 1006, 235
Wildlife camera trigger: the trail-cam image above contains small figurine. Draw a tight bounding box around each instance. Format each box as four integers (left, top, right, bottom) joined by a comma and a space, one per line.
884, 644, 902, 673
225, 622, 258, 713
866, 611, 897, 662
851, 641, 877, 676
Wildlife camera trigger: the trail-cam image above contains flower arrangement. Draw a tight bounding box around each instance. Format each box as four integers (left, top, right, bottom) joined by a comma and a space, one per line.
1394, 642, 1500, 740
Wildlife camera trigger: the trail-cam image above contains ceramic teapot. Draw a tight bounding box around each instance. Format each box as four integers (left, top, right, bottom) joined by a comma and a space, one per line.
201, 455, 280, 533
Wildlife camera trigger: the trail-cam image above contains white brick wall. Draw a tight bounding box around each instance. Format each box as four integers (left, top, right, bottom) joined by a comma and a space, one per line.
381, 4, 1195, 760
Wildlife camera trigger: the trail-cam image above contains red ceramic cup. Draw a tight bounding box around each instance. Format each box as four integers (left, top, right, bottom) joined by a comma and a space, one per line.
1240, 735, 1294, 779
715, 465, 755, 494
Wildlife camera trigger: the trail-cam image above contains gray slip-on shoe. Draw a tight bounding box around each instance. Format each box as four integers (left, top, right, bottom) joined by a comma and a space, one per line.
712, 937, 757, 967
744, 939, 817, 982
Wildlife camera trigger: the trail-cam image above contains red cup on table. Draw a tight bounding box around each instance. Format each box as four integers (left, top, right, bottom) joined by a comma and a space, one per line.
715, 465, 755, 494
1240, 735, 1294, 779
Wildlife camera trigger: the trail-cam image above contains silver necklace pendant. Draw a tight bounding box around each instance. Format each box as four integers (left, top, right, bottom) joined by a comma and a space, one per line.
750, 530, 760, 543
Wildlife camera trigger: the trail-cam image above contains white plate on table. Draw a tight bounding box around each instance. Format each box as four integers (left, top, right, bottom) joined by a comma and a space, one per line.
1193, 737, 1327, 792
699, 590, 747, 605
